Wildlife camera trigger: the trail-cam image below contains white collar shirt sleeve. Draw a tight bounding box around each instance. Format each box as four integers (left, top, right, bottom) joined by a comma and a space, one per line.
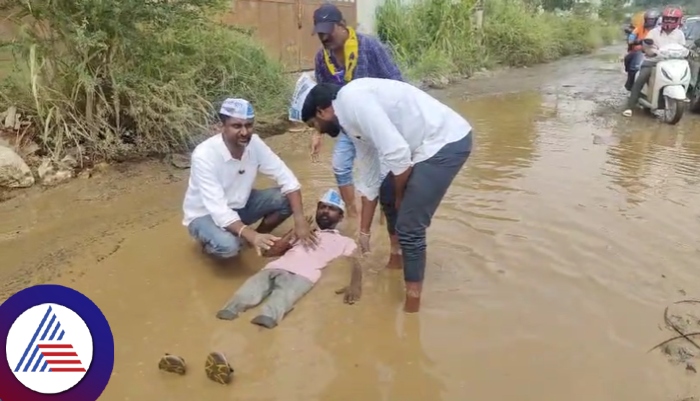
250, 135, 301, 195
352, 138, 383, 201
334, 88, 412, 200
189, 151, 241, 228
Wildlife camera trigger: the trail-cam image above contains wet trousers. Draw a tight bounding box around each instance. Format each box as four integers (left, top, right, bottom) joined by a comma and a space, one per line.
379, 133, 472, 283
628, 61, 655, 109
218, 268, 313, 324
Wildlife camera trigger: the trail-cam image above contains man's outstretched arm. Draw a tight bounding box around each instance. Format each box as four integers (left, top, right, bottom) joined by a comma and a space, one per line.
335, 249, 363, 304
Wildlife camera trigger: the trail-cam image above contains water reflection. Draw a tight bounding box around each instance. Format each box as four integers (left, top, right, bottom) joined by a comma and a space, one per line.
605, 120, 700, 207
448, 92, 543, 189
318, 284, 444, 400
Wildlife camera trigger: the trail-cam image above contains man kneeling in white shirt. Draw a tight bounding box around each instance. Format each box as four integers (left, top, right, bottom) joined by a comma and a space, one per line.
182, 98, 316, 259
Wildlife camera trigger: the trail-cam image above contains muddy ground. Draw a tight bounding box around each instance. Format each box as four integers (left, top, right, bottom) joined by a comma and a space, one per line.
1, 45, 700, 401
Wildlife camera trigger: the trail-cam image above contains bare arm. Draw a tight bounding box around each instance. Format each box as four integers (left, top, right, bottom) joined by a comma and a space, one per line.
335, 249, 363, 304
359, 196, 377, 234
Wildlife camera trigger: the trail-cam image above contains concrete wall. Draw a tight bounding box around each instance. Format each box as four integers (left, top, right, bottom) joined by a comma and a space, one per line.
356, 0, 385, 34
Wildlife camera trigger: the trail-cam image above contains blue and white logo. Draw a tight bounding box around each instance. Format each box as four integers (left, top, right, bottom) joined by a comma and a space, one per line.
6, 304, 93, 394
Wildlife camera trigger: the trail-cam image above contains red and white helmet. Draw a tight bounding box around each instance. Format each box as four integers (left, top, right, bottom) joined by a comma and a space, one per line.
661, 6, 683, 31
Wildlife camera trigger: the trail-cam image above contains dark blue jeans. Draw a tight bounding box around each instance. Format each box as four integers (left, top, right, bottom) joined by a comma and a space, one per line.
624, 50, 644, 73
379, 133, 473, 283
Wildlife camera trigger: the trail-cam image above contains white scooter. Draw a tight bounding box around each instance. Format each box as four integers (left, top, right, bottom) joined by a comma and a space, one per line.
635, 39, 691, 125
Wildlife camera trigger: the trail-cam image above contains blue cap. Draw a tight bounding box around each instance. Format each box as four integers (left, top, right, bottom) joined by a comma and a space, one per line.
313, 3, 343, 34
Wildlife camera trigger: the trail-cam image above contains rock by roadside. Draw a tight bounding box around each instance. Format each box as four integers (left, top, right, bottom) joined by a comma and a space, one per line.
0, 145, 34, 188
0, 144, 77, 189
36, 155, 77, 186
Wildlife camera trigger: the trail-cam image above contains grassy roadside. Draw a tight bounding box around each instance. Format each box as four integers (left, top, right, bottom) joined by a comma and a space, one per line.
377, 0, 618, 83
0, 0, 619, 165
0, 0, 291, 162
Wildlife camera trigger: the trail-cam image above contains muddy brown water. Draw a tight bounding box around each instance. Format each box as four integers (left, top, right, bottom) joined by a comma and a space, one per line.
2, 46, 700, 400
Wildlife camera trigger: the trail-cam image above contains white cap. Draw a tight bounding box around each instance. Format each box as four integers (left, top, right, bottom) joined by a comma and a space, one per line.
319, 189, 345, 213
289, 72, 316, 122
219, 98, 254, 119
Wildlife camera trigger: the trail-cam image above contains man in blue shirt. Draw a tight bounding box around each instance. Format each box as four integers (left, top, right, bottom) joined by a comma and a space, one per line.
310, 3, 404, 270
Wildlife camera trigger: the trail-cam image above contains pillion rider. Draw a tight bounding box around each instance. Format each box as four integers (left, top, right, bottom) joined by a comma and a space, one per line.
624, 9, 659, 91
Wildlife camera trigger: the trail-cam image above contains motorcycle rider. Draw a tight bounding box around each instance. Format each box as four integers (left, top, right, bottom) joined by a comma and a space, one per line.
624, 9, 659, 91
623, 6, 686, 117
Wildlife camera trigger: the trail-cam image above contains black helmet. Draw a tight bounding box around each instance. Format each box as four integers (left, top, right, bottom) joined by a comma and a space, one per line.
643, 9, 660, 29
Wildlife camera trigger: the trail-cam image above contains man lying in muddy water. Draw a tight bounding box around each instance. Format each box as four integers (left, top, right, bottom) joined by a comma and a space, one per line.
215, 189, 362, 329
300, 78, 473, 313
157, 190, 362, 385
182, 98, 317, 259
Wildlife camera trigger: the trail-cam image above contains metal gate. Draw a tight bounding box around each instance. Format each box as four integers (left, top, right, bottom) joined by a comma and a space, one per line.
221, 0, 356, 72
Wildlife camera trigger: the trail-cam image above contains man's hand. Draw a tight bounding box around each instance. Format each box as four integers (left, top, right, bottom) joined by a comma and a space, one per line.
336, 254, 363, 304
294, 215, 318, 250
261, 226, 295, 257
250, 233, 280, 252
310, 132, 322, 163
335, 284, 361, 304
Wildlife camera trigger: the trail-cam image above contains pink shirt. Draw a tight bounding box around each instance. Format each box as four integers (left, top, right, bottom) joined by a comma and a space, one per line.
263, 230, 357, 283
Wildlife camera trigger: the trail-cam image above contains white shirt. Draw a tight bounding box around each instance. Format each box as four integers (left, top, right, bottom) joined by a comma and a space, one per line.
645, 27, 686, 50
333, 78, 472, 200
182, 134, 300, 228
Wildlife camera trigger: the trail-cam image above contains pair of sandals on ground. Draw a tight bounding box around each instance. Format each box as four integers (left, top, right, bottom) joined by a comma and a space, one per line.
158, 352, 235, 385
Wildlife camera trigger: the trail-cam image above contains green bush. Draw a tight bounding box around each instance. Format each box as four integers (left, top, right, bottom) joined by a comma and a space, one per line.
0, 0, 291, 160
377, 0, 620, 81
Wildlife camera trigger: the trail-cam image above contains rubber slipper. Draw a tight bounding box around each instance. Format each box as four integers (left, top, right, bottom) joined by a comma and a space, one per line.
205, 351, 234, 384
158, 353, 187, 375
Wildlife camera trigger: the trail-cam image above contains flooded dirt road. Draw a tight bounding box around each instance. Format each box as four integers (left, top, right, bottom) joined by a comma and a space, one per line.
2, 45, 700, 400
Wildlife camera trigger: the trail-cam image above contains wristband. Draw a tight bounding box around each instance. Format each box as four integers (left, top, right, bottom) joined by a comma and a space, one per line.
359, 231, 370, 237
237, 225, 248, 237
